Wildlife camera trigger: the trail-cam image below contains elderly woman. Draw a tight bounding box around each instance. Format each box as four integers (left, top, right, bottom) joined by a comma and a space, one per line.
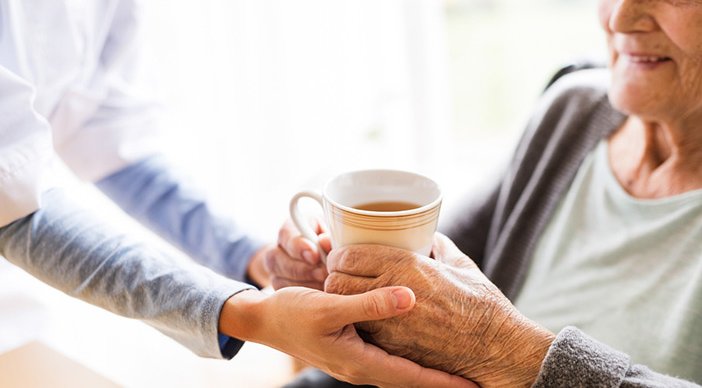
270, 0, 702, 386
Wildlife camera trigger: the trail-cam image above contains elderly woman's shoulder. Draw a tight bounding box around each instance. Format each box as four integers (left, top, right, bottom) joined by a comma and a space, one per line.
521, 67, 618, 144
540, 67, 610, 110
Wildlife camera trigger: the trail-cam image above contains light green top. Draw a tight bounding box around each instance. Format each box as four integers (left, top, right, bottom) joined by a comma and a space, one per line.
515, 140, 702, 382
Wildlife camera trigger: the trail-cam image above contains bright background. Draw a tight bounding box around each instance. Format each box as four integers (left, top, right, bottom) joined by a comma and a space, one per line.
1, 0, 605, 387
144, 0, 605, 238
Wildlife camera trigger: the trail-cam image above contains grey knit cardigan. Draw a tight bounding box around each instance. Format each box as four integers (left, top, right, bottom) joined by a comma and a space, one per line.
442, 68, 699, 387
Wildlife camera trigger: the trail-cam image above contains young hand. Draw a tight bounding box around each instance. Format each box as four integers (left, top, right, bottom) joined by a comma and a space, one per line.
219, 285, 476, 388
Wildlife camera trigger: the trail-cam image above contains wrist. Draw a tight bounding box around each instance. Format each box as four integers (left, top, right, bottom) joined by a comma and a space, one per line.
246, 245, 273, 288
218, 289, 267, 342
466, 310, 554, 388
496, 317, 555, 387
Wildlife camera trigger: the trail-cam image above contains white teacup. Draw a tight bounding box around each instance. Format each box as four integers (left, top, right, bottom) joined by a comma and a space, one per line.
290, 169, 442, 260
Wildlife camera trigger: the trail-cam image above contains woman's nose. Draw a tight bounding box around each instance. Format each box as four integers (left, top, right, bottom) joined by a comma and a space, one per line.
608, 0, 657, 33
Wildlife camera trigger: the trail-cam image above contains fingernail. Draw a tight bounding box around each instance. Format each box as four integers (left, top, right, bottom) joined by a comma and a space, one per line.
392, 289, 412, 310
302, 251, 315, 264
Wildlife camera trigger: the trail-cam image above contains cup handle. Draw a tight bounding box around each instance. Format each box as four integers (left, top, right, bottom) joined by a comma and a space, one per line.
289, 190, 327, 262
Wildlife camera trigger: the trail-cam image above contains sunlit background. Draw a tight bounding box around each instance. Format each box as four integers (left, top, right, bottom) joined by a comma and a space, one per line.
1, 0, 605, 386
144, 0, 604, 238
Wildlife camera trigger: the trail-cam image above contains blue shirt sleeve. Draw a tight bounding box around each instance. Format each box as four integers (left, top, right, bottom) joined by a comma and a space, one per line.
219, 333, 246, 360
96, 156, 266, 358
96, 155, 265, 284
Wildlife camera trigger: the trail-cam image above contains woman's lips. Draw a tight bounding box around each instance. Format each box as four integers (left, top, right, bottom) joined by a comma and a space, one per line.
619, 53, 672, 69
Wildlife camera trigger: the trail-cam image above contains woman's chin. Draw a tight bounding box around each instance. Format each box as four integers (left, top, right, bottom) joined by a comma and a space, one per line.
607, 88, 659, 119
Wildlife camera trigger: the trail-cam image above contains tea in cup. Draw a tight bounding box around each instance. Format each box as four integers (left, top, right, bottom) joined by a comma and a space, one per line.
289, 169, 442, 259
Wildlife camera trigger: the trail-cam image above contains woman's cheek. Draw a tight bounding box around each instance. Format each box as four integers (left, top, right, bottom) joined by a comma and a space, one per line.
598, 0, 613, 33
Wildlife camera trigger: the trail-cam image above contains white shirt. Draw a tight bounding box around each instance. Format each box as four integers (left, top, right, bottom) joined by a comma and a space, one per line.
0, 0, 160, 227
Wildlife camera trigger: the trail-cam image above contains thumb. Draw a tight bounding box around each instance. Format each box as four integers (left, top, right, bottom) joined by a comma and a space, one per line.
432, 233, 478, 269
326, 286, 415, 328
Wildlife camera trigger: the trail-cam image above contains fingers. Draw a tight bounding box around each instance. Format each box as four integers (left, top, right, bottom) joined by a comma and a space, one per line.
266, 219, 332, 290
324, 271, 375, 296
278, 220, 321, 265
327, 244, 415, 277
431, 233, 478, 270
265, 247, 327, 284
324, 286, 415, 328
271, 276, 324, 291
338, 342, 478, 388
318, 232, 332, 253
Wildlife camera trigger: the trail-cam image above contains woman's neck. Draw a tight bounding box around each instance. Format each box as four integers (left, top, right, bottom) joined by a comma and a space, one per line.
608, 116, 702, 199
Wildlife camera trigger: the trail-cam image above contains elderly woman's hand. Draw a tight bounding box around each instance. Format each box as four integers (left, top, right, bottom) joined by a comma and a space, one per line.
325, 233, 556, 387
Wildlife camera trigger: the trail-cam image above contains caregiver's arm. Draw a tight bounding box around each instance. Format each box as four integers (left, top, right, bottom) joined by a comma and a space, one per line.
0, 189, 253, 358
0, 191, 474, 387
96, 155, 269, 287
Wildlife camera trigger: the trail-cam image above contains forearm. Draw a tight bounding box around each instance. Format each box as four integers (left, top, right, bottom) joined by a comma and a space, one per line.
534, 327, 699, 387
95, 155, 264, 283
0, 189, 254, 359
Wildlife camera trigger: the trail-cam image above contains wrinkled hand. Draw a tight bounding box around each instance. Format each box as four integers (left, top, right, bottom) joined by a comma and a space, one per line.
265, 219, 331, 290
325, 233, 555, 387
221, 286, 477, 388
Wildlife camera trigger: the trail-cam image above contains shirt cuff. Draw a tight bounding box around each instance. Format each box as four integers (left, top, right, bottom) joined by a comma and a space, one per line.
206, 286, 256, 359
0, 146, 56, 228
218, 333, 246, 360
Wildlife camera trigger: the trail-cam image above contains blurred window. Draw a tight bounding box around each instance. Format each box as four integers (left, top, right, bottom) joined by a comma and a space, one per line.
442, 0, 605, 200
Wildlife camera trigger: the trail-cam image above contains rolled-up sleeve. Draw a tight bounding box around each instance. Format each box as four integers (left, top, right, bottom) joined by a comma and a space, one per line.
0, 65, 57, 227
0, 189, 255, 359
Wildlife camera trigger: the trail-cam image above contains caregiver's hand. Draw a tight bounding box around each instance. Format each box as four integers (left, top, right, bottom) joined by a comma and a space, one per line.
219, 286, 476, 388
325, 233, 556, 388
265, 219, 330, 290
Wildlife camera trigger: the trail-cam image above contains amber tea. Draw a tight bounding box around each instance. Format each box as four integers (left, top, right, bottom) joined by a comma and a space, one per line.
290, 169, 442, 257
354, 201, 421, 212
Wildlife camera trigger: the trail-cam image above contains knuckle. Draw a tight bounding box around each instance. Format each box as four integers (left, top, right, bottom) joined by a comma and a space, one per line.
285, 237, 306, 260
290, 262, 310, 281
326, 246, 345, 271
408, 368, 426, 388
388, 247, 414, 265
363, 294, 389, 318
338, 245, 401, 273
292, 237, 311, 257
324, 273, 360, 295
337, 246, 362, 271
324, 272, 340, 293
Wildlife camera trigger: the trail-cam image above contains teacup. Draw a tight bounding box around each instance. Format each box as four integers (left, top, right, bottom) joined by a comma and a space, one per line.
290, 169, 442, 260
